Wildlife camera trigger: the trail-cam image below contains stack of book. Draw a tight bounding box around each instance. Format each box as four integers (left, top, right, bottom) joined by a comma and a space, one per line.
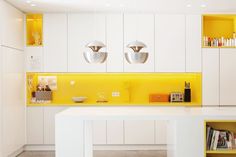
206, 125, 236, 150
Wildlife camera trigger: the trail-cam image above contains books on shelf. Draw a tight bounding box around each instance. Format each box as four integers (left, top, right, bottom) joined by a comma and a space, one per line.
206, 125, 236, 151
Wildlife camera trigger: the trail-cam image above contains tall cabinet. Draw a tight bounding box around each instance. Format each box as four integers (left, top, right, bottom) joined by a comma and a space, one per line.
68, 13, 106, 72
155, 14, 186, 72
0, 1, 25, 157
43, 14, 68, 72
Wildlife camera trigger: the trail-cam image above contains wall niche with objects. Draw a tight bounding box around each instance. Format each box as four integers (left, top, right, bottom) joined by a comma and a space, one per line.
26, 14, 43, 46
203, 15, 236, 48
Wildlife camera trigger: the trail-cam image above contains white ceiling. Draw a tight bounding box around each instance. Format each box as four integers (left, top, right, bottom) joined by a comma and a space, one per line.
5, 0, 236, 13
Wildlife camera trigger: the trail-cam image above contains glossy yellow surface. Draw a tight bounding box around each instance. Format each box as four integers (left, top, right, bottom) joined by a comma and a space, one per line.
27, 73, 202, 106
26, 14, 43, 46
203, 15, 236, 39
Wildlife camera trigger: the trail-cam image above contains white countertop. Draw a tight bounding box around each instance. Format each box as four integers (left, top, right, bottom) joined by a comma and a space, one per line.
56, 106, 236, 120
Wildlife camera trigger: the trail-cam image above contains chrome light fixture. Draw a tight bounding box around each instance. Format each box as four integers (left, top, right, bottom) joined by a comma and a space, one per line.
125, 40, 148, 64
83, 41, 108, 64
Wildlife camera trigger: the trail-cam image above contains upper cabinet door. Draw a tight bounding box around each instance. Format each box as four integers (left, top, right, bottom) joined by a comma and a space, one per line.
106, 14, 124, 72
186, 15, 202, 72
68, 13, 106, 72
124, 14, 155, 72
1, 1, 23, 50
155, 14, 185, 72
43, 14, 68, 72
220, 48, 236, 106
202, 48, 220, 106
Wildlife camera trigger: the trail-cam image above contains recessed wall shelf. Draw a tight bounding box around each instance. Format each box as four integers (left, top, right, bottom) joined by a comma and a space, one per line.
26, 14, 43, 46
202, 15, 236, 48
205, 121, 236, 157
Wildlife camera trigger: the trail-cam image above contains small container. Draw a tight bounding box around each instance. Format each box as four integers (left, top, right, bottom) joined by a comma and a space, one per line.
35, 91, 52, 101
184, 82, 191, 102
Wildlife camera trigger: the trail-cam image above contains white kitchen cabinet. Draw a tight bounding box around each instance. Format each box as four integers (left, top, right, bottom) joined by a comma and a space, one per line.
43, 14, 68, 72
26, 47, 43, 72
44, 107, 67, 144
124, 120, 155, 144
0, 1, 23, 50
186, 15, 202, 72
155, 121, 167, 144
155, 14, 185, 72
106, 14, 124, 72
220, 49, 236, 106
27, 107, 44, 145
107, 120, 124, 144
202, 48, 220, 106
1, 47, 25, 156
68, 13, 106, 72
124, 14, 155, 72
93, 121, 107, 144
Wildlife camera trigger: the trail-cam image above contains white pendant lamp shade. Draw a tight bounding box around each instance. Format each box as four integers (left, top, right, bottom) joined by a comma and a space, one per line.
83, 41, 108, 64
125, 40, 148, 64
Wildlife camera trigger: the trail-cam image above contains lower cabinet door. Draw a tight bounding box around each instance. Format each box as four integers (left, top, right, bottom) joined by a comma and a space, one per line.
107, 120, 124, 144
27, 107, 44, 144
44, 107, 67, 144
93, 121, 107, 144
155, 120, 167, 144
124, 120, 155, 144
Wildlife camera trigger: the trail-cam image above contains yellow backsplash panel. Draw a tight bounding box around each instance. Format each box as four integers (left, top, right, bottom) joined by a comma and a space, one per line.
27, 73, 202, 106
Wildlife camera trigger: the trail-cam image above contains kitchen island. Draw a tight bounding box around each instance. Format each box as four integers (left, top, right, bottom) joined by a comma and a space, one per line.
55, 107, 236, 157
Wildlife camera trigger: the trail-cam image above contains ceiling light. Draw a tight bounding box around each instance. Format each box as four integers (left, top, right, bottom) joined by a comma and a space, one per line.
201, 4, 206, 8
105, 3, 111, 7
186, 4, 191, 8
26, 0, 31, 3
31, 4, 36, 7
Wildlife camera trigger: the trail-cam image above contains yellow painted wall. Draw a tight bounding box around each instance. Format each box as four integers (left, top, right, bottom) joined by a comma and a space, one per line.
27, 73, 202, 106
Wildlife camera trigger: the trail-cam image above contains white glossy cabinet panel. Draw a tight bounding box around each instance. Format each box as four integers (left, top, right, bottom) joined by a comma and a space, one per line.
68, 13, 106, 72
186, 15, 202, 72
43, 14, 68, 72
202, 48, 220, 106
26, 47, 43, 72
155, 15, 185, 72
1, 1, 23, 50
27, 107, 44, 145
124, 14, 155, 72
155, 121, 167, 144
93, 121, 107, 144
124, 120, 155, 144
2, 47, 25, 156
220, 49, 236, 106
106, 14, 124, 72
44, 107, 67, 144
107, 120, 124, 144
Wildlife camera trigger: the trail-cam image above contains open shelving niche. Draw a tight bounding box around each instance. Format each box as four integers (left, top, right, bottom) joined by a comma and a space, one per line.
205, 120, 236, 157
202, 15, 236, 48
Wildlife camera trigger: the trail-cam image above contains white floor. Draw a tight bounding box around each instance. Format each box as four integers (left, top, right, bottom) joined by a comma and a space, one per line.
17, 151, 167, 157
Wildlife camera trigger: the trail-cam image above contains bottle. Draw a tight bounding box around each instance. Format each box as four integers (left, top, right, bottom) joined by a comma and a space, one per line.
184, 82, 191, 102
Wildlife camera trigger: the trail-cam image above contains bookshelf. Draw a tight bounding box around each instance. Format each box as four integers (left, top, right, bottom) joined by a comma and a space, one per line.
205, 121, 236, 157
202, 15, 236, 48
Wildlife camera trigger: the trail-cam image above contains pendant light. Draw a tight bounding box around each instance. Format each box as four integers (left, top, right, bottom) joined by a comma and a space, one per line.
125, 1, 148, 64
83, 9, 107, 64
83, 41, 107, 63
125, 40, 148, 64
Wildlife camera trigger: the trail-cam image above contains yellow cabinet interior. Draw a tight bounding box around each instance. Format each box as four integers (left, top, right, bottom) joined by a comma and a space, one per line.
27, 73, 202, 106
203, 15, 236, 48
205, 121, 236, 157
26, 14, 43, 46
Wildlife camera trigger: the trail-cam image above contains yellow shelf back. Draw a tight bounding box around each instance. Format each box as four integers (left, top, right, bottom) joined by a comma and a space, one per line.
27, 73, 202, 106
